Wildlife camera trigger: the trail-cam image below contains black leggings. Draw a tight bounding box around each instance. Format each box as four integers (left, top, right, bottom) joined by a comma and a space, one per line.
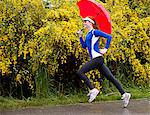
76, 56, 125, 95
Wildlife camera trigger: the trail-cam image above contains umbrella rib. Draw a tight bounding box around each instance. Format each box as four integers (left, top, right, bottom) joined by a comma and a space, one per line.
94, 12, 100, 19
91, 3, 102, 19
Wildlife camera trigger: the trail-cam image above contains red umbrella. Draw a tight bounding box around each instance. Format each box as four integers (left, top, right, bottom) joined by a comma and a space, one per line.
77, 0, 112, 34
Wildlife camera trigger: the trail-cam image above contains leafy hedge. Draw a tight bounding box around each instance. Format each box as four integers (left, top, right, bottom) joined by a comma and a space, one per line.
0, 0, 149, 98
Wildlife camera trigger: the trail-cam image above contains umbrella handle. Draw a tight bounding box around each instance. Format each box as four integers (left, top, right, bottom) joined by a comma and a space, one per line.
77, 28, 83, 34
77, 26, 85, 33
80, 28, 84, 31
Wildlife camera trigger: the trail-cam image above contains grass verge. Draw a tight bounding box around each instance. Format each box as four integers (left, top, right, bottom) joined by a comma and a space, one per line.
0, 86, 149, 110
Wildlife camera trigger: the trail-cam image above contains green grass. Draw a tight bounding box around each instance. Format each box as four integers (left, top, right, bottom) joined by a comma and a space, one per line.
97, 86, 150, 101
0, 86, 149, 110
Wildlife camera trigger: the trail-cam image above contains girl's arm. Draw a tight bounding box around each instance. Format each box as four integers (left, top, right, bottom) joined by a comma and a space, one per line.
93, 30, 112, 49
80, 37, 87, 49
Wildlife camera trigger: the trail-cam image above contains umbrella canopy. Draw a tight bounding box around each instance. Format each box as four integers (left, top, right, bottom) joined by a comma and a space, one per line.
77, 0, 112, 34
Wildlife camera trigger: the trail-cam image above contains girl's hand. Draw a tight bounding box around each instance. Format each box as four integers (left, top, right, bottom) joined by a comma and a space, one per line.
77, 29, 83, 37
100, 48, 108, 54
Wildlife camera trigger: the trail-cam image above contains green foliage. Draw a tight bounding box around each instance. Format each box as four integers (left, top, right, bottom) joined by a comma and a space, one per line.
0, 0, 150, 98
105, 0, 150, 86
0, 86, 149, 110
0, 0, 47, 97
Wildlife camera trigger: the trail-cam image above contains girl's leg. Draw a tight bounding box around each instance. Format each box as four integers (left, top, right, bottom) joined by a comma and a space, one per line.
98, 64, 125, 95
76, 57, 104, 90
76, 61, 95, 90
77, 57, 105, 103
98, 64, 131, 107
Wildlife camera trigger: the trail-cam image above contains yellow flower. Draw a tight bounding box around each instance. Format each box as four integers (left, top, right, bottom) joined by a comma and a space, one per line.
16, 74, 22, 84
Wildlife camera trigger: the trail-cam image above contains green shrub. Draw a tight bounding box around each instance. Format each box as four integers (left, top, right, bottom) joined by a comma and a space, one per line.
0, 0, 149, 98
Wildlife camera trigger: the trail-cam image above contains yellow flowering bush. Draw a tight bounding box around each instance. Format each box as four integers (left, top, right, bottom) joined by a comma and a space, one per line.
0, 0, 46, 97
0, 0, 149, 97
105, 0, 150, 86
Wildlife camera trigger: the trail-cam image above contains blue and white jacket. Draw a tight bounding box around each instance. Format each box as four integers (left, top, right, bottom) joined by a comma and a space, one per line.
80, 29, 112, 59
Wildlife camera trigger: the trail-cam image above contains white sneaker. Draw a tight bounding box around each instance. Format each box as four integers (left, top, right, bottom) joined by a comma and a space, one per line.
121, 93, 131, 108
88, 88, 99, 103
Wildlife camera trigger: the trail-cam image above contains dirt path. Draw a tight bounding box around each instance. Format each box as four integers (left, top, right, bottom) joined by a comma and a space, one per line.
0, 99, 149, 115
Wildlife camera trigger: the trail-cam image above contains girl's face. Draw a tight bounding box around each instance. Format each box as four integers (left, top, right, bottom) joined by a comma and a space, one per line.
83, 20, 93, 28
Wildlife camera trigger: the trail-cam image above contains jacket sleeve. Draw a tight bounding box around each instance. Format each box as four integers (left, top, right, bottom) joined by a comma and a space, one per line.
80, 37, 87, 49
93, 30, 112, 49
